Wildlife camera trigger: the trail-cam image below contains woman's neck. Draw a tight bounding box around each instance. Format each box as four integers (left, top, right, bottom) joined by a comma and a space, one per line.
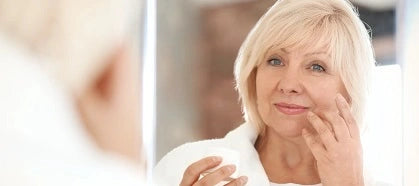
255, 127, 321, 184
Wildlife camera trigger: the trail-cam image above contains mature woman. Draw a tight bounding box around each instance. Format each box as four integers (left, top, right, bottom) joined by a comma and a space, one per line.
154, 0, 375, 185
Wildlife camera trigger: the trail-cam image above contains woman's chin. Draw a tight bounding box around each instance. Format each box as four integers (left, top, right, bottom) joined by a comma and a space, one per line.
268, 120, 308, 138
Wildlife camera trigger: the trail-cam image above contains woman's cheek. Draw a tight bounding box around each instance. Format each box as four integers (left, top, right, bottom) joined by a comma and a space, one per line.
305, 82, 340, 111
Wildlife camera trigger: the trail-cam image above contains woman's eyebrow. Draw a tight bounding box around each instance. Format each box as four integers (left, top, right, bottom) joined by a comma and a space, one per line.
281, 48, 289, 54
263, 46, 287, 59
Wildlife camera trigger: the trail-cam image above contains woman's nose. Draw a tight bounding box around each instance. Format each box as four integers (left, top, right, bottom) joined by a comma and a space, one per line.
277, 69, 303, 95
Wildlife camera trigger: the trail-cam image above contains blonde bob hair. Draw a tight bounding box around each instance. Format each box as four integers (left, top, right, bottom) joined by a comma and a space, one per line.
234, 0, 375, 134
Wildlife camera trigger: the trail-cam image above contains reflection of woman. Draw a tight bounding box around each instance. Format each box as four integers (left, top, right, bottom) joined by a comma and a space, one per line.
154, 0, 375, 185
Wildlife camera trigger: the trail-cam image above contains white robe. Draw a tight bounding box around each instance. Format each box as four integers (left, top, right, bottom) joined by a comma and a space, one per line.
153, 122, 323, 186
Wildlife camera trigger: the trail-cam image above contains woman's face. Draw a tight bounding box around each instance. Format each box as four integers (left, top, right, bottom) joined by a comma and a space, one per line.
255, 45, 349, 138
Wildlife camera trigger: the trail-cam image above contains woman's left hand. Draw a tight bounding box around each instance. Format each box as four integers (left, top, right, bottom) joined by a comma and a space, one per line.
302, 93, 364, 186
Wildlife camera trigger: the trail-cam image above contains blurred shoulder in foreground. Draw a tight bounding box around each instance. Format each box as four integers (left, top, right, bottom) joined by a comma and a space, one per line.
0, 0, 145, 185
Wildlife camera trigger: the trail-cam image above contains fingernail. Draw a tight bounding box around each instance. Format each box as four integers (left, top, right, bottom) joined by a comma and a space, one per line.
336, 94, 345, 104
212, 156, 222, 163
240, 176, 248, 184
226, 165, 236, 172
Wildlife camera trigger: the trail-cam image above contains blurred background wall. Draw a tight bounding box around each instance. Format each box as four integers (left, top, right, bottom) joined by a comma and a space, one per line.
399, 0, 419, 185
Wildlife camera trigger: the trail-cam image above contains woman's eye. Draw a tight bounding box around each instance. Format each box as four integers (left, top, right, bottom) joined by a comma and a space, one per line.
310, 64, 326, 72
268, 58, 284, 66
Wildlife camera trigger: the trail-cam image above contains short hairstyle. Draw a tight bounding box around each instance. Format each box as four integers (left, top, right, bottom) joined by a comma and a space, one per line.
234, 0, 375, 134
0, 0, 141, 95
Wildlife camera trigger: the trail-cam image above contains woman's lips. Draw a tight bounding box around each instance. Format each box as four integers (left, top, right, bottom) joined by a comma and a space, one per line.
274, 102, 309, 115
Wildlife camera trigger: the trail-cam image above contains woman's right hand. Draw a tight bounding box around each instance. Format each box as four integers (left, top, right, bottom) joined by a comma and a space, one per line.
179, 156, 248, 186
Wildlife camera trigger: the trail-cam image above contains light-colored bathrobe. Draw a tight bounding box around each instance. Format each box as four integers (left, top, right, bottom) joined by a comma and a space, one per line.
153, 122, 323, 186
154, 120, 388, 186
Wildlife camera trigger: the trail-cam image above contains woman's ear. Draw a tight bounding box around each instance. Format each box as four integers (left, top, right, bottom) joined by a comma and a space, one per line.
76, 44, 143, 164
